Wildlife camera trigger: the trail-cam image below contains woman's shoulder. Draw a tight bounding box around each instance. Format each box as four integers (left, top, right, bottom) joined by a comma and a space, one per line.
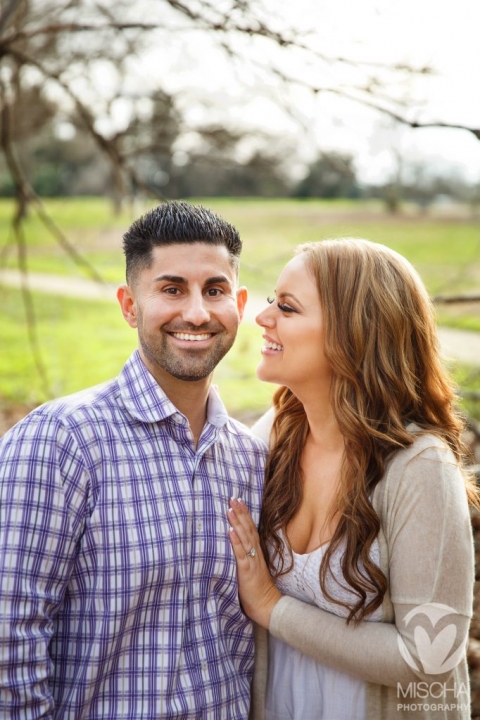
375, 426, 463, 511
250, 407, 275, 445
389, 425, 457, 471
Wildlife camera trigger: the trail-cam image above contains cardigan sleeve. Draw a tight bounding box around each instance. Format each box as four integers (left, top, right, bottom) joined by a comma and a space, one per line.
268, 443, 474, 688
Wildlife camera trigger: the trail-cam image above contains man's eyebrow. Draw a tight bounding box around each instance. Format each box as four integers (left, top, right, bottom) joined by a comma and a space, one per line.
205, 275, 231, 285
152, 274, 232, 285
153, 274, 187, 284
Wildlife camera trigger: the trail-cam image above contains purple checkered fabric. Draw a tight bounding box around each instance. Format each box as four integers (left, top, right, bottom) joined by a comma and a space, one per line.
0, 351, 267, 719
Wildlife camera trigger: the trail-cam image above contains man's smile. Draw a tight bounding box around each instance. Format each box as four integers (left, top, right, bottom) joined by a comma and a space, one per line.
170, 332, 215, 342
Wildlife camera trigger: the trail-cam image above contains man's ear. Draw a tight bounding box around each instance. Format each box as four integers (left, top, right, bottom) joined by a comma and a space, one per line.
236, 286, 248, 322
117, 285, 138, 328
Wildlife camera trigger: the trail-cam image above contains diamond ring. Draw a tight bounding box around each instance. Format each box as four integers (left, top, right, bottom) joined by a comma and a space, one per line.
246, 547, 256, 558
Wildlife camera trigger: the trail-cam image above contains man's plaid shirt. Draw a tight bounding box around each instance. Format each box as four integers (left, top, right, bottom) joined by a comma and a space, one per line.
0, 351, 267, 718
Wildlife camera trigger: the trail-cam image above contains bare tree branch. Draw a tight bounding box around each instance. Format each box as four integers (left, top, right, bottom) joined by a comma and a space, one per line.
0, 22, 161, 48
336, 91, 480, 140
433, 294, 480, 304
163, 0, 435, 74
0, 78, 51, 396
463, 391, 480, 402
0, 79, 106, 284
254, 61, 480, 140
0, 0, 19, 35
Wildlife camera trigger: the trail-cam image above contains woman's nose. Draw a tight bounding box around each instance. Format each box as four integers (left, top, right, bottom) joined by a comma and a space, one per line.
255, 304, 275, 327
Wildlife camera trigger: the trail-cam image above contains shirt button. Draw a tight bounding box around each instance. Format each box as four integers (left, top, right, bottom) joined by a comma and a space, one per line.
196, 521, 203, 531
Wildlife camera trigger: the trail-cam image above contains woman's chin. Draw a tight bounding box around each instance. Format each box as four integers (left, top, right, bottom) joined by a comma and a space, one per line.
256, 363, 280, 385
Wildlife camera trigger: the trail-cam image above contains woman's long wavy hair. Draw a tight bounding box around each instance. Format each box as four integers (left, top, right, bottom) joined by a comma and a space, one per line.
260, 238, 477, 623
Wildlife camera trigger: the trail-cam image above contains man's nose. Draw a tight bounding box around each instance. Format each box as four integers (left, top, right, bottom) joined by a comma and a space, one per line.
182, 292, 211, 325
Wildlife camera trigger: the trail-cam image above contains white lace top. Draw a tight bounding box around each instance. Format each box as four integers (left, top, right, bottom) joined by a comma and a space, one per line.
265, 536, 382, 720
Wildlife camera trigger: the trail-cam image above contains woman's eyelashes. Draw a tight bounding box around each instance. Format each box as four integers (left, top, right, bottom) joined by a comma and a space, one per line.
278, 302, 297, 313
266, 296, 297, 313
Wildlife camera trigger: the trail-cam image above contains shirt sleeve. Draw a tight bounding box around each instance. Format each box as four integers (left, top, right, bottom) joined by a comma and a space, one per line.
0, 413, 89, 716
268, 447, 474, 687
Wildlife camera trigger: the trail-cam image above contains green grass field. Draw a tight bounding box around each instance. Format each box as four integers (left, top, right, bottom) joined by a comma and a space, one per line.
2, 197, 480, 297
1, 197, 479, 419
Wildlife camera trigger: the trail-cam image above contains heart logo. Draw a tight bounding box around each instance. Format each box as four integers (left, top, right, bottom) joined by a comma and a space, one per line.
397, 603, 468, 675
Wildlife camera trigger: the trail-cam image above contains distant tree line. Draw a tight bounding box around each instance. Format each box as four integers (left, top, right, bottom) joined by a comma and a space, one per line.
1, 0, 479, 218
1, 87, 477, 210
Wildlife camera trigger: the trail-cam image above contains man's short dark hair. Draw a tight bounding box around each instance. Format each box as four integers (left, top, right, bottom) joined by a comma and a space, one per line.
122, 201, 242, 283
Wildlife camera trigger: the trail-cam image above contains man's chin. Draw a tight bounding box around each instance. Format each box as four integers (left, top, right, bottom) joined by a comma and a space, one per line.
172, 373, 212, 382
163, 358, 217, 383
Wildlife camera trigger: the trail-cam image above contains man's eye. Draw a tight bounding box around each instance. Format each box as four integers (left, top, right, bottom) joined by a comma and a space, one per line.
206, 288, 222, 297
164, 287, 180, 295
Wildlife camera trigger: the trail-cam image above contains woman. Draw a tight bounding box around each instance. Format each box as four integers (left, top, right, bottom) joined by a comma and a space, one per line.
227, 238, 477, 720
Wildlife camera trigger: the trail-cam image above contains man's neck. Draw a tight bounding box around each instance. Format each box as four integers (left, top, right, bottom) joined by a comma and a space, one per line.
165, 380, 211, 448
144, 362, 211, 447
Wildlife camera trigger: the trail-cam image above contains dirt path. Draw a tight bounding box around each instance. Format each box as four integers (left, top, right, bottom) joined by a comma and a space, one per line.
1, 268, 479, 366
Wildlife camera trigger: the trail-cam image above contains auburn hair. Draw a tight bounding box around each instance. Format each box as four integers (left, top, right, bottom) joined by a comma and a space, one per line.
259, 238, 477, 623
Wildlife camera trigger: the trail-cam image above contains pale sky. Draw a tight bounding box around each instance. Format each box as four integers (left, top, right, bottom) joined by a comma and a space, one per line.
101, 0, 480, 184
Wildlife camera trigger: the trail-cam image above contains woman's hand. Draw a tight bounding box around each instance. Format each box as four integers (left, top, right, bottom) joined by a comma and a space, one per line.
227, 497, 282, 628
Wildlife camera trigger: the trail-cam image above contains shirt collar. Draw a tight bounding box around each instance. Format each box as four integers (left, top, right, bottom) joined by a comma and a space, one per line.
206, 384, 229, 428
119, 350, 229, 429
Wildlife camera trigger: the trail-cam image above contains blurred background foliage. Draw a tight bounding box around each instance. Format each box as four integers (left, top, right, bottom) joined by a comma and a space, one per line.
0, 196, 479, 424
0, 0, 479, 429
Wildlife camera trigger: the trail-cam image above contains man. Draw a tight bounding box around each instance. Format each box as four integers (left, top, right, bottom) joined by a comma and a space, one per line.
0, 201, 267, 719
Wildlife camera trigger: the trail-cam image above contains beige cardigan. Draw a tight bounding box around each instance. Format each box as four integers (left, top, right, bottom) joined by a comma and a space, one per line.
250, 414, 474, 719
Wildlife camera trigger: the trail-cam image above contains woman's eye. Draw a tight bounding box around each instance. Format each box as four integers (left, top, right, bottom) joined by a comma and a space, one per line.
267, 295, 297, 313
277, 302, 296, 313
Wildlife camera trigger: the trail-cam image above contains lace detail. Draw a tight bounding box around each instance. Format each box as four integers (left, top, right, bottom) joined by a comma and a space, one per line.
273, 536, 382, 620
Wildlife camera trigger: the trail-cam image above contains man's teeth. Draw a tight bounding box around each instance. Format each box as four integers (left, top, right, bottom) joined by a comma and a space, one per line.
265, 341, 283, 351
173, 333, 211, 341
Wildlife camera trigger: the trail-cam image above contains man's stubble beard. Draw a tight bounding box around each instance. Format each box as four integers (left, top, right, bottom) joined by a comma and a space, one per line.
138, 323, 237, 382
